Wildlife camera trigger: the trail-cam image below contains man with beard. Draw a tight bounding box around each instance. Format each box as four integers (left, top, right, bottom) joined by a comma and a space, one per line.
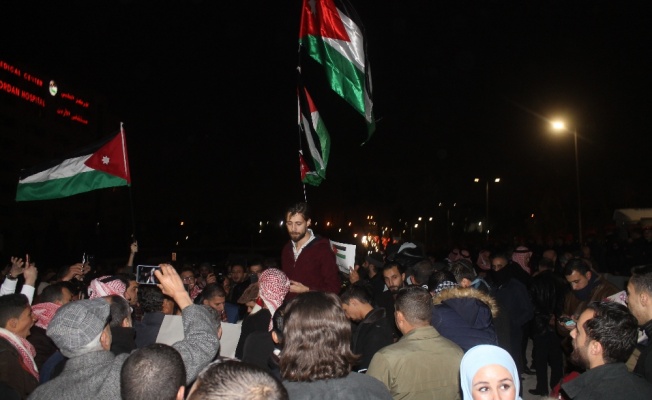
281, 202, 340, 301
486, 252, 533, 376
561, 301, 652, 399
376, 261, 407, 341
626, 264, 652, 383
559, 258, 619, 337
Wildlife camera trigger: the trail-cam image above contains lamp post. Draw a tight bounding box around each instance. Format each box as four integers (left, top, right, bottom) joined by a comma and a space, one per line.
551, 120, 582, 244
474, 177, 500, 236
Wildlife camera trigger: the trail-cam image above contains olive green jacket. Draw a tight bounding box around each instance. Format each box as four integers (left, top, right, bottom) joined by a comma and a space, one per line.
367, 326, 463, 400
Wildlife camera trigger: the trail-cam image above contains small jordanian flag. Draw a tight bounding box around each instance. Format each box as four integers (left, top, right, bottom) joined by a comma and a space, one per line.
299, 0, 375, 141
298, 85, 330, 186
16, 126, 131, 201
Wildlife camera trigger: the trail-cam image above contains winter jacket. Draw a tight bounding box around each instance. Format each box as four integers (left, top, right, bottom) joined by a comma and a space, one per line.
561, 362, 652, 400
283, 371, 392, 400
351, 307, 394, 371
431, 287, 498, 352
29, 305, 219, 400
367, 326, 463, 400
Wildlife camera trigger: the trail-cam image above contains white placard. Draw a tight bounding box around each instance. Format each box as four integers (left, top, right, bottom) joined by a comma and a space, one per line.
330, 240, 356, 274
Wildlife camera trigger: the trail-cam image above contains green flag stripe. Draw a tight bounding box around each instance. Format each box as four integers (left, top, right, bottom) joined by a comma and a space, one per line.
16, 170, 128, 201
301, 35, 366, 117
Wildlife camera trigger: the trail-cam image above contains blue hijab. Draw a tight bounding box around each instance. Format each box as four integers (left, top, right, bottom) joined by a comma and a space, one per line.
460, 345, 521, 400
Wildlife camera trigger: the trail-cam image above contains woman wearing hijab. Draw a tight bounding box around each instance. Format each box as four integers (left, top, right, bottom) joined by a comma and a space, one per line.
460, 344, 522, 400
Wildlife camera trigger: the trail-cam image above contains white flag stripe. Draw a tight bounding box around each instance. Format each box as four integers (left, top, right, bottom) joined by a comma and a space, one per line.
19, 155, 93, 184
320, 11, 365, 72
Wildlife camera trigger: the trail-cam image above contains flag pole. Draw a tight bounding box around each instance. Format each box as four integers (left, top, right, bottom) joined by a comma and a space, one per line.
121, 122, 137, 253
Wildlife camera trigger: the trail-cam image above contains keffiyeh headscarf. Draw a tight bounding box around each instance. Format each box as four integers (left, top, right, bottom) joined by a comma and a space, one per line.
512, 246, 532, 275
460, 345, 521, 400
434, 280, 458, 295
258, 268, 290, 330
32, 302, 62, 329
88, 276, 127, 299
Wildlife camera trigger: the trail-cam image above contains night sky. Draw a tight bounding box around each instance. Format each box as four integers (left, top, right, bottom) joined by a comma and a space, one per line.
3, 1, 652, 258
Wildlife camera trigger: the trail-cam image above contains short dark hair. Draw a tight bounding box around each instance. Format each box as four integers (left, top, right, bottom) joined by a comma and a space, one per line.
0, 294, 29, 328
411, 259, 435, 286
138, 286, 168, 313
449, 261, 477, 283
427, 269, 457, 293
382, 261, 405, 275
286, 202, 311, 221
538, 258, 555, 271
280, 292, 357, 381
564, 258, 590, 276
38, 283, 68, 304
121, 343, 186, 400
629, 265, 652, 295
395, 286, 432, 325
271, 304, 287, 344
340, 284, 373, 305
188, 360, 288, 400
201, 283, 227, 301
107, 295, 131, 327
584, 301, 638, 364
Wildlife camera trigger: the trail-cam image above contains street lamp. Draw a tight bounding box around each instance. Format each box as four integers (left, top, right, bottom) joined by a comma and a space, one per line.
474, 177, 500, 236
551, 120, 582, 244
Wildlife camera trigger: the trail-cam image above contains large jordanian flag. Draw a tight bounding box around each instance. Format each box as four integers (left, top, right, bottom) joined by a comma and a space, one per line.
298, 85, 330, 186
16, 128, 131, 201
299, 0, 375, 140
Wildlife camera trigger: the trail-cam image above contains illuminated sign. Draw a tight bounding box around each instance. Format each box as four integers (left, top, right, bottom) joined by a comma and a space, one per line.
0, 59, 91, 125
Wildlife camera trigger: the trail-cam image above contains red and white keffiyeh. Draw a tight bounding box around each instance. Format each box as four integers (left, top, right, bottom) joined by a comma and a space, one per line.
512, 246, 532, 275
0, 327, 39, 380
32, 302, 61, 329
88, 276, 127, 299
258, 268, 290, 331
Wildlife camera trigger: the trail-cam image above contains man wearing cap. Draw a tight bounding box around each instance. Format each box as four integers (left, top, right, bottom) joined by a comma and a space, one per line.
29, 264, 219, 400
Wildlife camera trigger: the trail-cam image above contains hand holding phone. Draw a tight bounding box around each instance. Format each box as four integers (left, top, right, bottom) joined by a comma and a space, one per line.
136, 265, 162, 285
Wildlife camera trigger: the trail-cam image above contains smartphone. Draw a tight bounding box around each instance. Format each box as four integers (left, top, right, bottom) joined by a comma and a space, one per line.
559, 316, 576, 326
136, 265, 161, 285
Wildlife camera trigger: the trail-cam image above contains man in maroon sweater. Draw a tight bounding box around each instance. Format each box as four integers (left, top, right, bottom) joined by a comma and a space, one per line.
281, 202, 341, 300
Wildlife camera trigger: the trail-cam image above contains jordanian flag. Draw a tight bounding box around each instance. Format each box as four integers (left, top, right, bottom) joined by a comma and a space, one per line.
16, 127, 131, 201
298, 85, 330, 186
299, 0, 375, 140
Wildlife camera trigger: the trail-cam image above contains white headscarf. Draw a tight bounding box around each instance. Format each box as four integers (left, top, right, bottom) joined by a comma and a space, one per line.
460, 345, 521, 400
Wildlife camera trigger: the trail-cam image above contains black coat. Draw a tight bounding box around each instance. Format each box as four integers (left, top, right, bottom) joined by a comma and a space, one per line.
351, 307, 394, 372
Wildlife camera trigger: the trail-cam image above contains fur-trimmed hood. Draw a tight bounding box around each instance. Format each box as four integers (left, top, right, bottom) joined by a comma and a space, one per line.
433, 287, 499, 318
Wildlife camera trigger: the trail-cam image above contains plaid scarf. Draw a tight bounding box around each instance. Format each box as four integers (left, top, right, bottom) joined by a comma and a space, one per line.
32, 302, 61, 329
88, 276, 127, 299
259, 268, 290, 330
0, 327, 39, 380
512, 246, 532, 275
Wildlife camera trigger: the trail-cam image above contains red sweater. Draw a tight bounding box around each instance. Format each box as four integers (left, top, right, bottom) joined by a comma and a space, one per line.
281, 236, 341, 300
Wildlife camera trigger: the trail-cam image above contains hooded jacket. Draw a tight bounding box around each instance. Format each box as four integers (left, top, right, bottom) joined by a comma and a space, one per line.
431, 287, 499, 352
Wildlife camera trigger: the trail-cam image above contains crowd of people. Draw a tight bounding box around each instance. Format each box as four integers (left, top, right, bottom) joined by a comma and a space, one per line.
2, 202, 652, 399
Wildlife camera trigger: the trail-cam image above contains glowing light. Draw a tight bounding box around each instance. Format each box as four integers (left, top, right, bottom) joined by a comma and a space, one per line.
180, 221, 184, 226
338, 228, 342, 232
418, 217, 422, 221
551, 120, 566, 130
414, 224, 419, 228
348, 222, 352, 226
494, 178, 500, 183
429, 217, 433, 221
474, 178, 480, 182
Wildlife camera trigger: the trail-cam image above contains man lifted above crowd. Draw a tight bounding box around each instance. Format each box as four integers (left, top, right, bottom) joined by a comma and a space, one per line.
281, 202, 340, 300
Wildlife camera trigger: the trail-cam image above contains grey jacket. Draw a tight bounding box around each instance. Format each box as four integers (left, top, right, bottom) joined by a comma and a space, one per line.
28, 305, 219, 400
